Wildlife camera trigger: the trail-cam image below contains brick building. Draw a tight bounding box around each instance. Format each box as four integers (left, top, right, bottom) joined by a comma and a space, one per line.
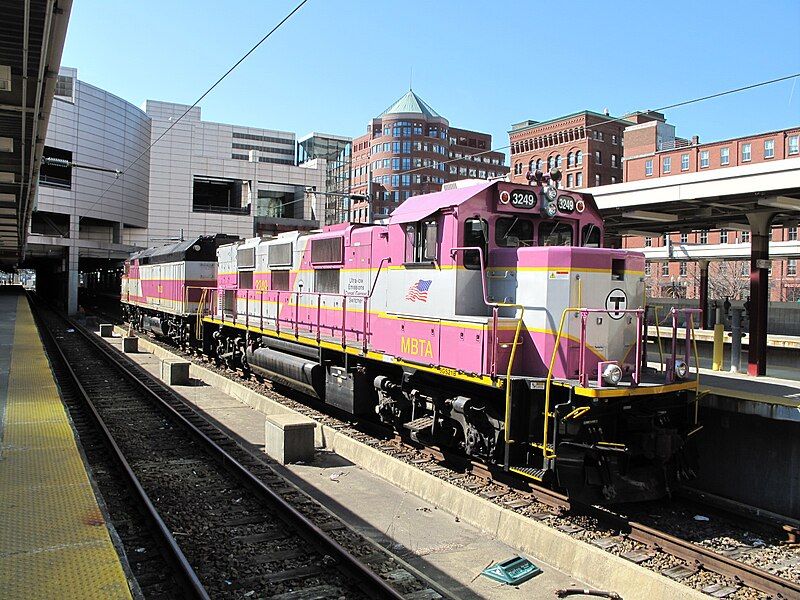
507, 110, 649, 189
349, 91, 508, 220
621, 120, 800, 301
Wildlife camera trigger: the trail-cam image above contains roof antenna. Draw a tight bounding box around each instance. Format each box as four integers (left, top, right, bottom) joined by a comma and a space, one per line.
409, 66, 413, 91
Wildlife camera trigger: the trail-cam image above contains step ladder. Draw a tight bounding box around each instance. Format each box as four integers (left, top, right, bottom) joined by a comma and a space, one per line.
508, 466, 547, 482
404, 416, 435, 443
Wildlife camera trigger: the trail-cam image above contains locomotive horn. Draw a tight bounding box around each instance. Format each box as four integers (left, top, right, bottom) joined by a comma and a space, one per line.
549, 167, 562, 182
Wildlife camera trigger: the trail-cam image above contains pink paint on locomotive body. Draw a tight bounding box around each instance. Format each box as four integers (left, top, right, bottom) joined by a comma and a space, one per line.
211, 181, 645, 384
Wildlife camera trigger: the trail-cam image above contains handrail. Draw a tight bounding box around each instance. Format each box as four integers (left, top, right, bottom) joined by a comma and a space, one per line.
449, 246, 525, 448
543, 306, 646, 459
183, 257, 393, 352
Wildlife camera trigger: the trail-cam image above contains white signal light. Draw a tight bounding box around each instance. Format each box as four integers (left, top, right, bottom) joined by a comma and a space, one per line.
602, 363, 623, 386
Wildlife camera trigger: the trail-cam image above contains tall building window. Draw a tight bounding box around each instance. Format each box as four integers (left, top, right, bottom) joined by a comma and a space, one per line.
700, 230, 708, 244
741, 230, 750, 242
401, 158, 411, 170
401, 174, 411, 187
391, 174, 399, 187
700, 150, 709, 168
764, 139, 775, 158
680, 262, 687, 276
392, 141, 400, 153
612, 134, 617, 145
548, 156, 554, 169
680, 232, 688, 243
681, 153, 689, 171
595, 151, 602, 165
567, 173, 573, 187
720, 229, 728, 243
392, 158, 400, 170
645, 236, 652, 247
576, 151, 583, 165
555, 154, 562, 168
662, 156, 671, 174
789, 226, 798, 241
720, 147, 730, 165
576, 172, 583, 187
611, 154, 618, 168
645, 159, 653, 176
662, 263, 669, 276
402, 141, 411, 154
742, 143, 751, 162
789, 259, 797, 276
595, 174, 601, 186
536, 158, 542, 170
567, 152, 574, 167
789, 135, 799, 155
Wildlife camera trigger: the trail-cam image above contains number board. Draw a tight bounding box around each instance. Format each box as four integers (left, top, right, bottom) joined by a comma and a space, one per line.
557, 195, 575, 214
507, 189, 537, 209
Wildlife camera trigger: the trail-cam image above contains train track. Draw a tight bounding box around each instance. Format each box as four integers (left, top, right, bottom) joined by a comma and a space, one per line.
34, 299, 443, 600
86, 304, 800, 599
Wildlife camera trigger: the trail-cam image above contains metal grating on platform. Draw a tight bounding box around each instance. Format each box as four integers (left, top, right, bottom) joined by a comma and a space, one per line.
0, 295, 132, 599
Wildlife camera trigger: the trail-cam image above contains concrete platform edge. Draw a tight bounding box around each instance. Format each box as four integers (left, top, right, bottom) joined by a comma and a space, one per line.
115, 328, 705, 600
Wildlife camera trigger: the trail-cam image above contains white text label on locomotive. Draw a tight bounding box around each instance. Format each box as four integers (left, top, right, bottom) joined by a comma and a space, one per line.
509, 190, 537, 209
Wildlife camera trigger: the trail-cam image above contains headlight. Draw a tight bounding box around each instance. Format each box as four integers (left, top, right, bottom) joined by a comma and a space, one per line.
543, 201, 557, 218
602, 363, 623, 386
674, 359, 688, 379
545, 186, 558, 201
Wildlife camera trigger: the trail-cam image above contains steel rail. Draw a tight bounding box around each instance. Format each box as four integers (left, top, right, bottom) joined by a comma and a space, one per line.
51, 308, 406, 599
415, 442, 799, 599
108, 300, 798, 599
29, 298, 210, 599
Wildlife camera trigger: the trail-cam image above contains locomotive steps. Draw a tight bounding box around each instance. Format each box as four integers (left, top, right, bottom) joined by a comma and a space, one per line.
110, 325, 705, 600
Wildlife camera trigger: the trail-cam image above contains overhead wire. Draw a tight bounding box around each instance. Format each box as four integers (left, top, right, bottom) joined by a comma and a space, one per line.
81, 0, 311, 219
387, 72, 800, 179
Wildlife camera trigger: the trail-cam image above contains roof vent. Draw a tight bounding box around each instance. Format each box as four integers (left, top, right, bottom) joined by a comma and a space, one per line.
0, 66, 10, 92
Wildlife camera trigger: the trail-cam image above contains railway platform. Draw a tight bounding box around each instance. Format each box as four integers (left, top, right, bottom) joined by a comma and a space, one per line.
0, 288, 132, 599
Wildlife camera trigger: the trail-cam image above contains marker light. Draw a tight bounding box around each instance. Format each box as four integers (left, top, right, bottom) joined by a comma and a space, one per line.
674, 359, 688, 379
602, 363, 623, 386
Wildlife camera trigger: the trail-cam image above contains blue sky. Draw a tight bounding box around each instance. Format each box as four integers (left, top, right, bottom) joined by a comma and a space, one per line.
62, 0, 799, 159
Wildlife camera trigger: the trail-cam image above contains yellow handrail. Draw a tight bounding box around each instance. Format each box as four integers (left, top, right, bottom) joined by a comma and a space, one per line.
502, 304, 525, 446
542, 306, 581, 459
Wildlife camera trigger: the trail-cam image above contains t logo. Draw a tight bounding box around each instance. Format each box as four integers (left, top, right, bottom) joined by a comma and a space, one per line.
605, 289, 628, 320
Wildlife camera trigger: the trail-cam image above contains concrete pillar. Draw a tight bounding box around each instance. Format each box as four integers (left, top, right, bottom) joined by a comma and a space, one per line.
67, 217, 79, 315
698, 260, 710, 330
746, 212, 776, 376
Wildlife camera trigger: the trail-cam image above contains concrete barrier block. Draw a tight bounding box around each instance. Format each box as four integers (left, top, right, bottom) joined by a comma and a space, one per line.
160, 358, 190, 385
122, 336, 138, 353
99, 323, 114, 338
85, 316, 99, 331
264, 413, 315, 464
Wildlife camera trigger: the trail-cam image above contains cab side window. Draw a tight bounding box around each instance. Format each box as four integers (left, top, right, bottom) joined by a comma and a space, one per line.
405, 218, 439, 264
464, 218, 488, 269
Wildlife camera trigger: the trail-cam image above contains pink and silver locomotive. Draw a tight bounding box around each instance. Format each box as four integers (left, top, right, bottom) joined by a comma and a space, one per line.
122, 175, 700, 503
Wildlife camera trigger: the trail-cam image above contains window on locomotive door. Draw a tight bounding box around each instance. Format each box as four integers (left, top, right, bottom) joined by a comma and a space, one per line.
463, 218, 488, 270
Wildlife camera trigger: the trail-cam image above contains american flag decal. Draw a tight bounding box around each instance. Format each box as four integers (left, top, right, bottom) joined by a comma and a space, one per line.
405, 279, 432, 302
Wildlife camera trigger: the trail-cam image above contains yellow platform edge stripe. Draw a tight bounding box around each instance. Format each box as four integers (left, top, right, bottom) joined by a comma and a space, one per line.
0, 296, 132, 599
